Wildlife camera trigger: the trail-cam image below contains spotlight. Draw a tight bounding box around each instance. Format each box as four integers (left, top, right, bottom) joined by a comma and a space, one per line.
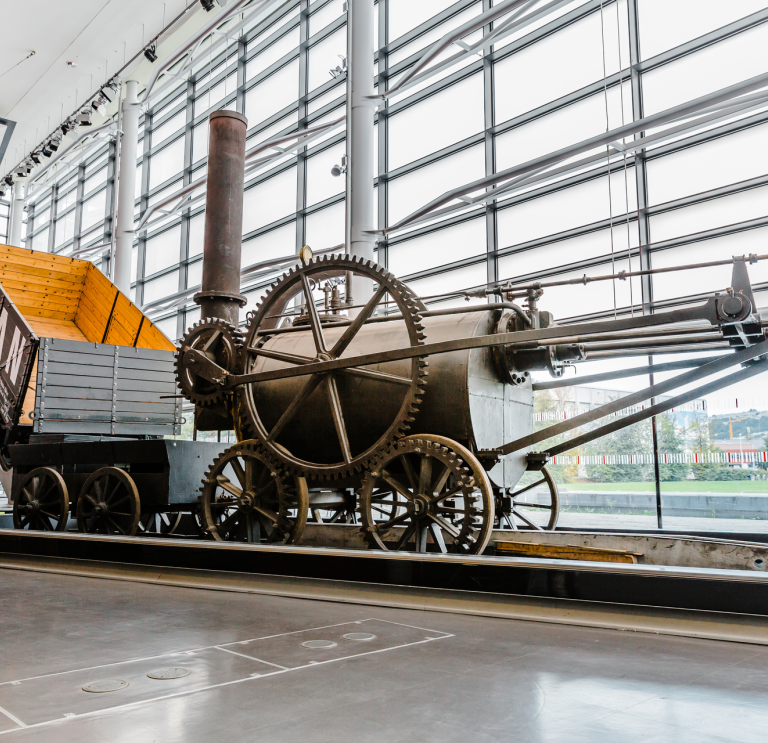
3, 176, 12, 187
41, 144, 53, 157
144, 44, 157, 63
30, 151, 42, 165
91, 95, 107, 116
77, 108, 92, 126
200, 0, 216, 11
330, 155, 347, 177
100, 86, 115, 103
0, 187, 6, 200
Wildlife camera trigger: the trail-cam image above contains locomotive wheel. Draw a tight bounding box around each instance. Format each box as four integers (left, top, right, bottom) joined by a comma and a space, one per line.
201, 441, 308, 544
76, 467, 141, 536
497, 465, 560, 531
137, 512, 183, 535
360, 436, 493, 555
240, 255, 428, 480
13, 467, 69, 532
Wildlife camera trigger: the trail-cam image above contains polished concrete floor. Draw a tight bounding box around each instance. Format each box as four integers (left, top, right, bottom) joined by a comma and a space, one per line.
0, 569, 766, 742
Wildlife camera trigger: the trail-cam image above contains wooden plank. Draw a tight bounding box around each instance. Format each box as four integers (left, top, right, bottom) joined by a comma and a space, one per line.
0, 245, 89, 272
24, 318, 89, 342
82, 267, 118, 314
5, 287, 80, 312
495, 542, 643, 564
71, 309, 103, 343
0, 264, 87, 286
14, 305, 75, 322
0, 277, 85, 296
137, 322, 175, 351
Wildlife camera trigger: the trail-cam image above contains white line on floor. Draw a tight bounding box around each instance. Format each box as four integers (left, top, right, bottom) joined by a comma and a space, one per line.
0, 706, 26, 729
0, 634, 454, 736
214, 646, 288, 670
0, 618, 383, 687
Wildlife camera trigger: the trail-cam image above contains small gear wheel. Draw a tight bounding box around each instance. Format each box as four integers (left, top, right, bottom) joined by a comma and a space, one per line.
238, 255, 429, 480
176, 319, 244, 406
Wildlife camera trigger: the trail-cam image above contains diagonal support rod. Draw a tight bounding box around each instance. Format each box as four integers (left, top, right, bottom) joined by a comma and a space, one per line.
543, 359, 768, 458
500, 339, 768, 456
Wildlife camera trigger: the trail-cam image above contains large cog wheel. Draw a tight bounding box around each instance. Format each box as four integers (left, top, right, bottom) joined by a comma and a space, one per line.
239, 255, 428, 480
176, 319, 244, 406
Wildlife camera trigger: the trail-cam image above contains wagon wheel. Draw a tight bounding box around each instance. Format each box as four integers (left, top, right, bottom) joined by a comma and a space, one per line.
360, 436, 494, 555
240, 255, 428, 480
137, 512, 183, 535
76, 467, 141, 536
13, 467, 69, 532
497, 466, 560, 531
201, 441, 308, 544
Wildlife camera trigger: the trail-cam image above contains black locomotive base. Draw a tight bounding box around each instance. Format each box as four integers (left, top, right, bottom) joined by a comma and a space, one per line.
1, 529, 766, 619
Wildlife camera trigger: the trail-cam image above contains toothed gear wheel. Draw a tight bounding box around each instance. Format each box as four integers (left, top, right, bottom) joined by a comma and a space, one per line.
199, 440, 308, 544
359, 436, 494, 555
176, 319, 243, 406
239, 255, 429, 480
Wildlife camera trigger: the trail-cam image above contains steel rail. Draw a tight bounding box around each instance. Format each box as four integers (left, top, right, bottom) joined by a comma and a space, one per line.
497, 339, 768, 456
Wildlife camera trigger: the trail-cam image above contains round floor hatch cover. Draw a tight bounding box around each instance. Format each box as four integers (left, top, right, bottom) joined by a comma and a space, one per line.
82, 679, 129, 693
147, 667, 192, 680
301, 640, 337, 649
342, 633, 376, 641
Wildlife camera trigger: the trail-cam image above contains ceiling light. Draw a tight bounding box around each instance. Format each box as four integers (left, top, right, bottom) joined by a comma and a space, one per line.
200, 0, 216, 11
77, 108, 92, 126
3, 176, 12, 187
91, 95, 107, 116
41, 144, 53, 157
30, 151, 42, 165
0, 187, 6, 200
144, 44, 158, 63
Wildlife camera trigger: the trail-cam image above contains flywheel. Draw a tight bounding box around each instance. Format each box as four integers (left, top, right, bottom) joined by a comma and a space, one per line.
239, 255, 428, 480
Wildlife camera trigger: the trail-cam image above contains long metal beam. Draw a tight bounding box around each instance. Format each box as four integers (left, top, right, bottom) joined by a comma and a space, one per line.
381, 71, 768, 234
226, 297, 744, 387
532, 356, 727, 390
135, 115, 345, 234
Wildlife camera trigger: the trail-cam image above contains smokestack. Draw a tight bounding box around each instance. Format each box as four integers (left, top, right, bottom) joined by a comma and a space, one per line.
194, 110, 248, 326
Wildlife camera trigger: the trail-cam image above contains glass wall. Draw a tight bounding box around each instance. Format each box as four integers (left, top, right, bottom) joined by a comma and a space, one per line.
20, 0, 768, 530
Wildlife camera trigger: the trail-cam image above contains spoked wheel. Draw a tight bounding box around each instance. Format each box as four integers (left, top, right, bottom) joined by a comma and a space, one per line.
240, 255, 428, 481
13, 468, 69, 532
360, 435, 494, 555
137, 512, 183, 536
201, 441, 308, 544
496, 465, 560, 531
76, 467, 141, 536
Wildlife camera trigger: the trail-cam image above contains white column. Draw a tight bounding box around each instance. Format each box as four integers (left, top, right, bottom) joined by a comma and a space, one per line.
114, 80, 140, 296
346, 0, 376, 307
8, 179, 26, 247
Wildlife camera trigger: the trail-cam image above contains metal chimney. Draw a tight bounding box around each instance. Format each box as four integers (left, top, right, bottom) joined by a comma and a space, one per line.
194, 110, 248, 326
